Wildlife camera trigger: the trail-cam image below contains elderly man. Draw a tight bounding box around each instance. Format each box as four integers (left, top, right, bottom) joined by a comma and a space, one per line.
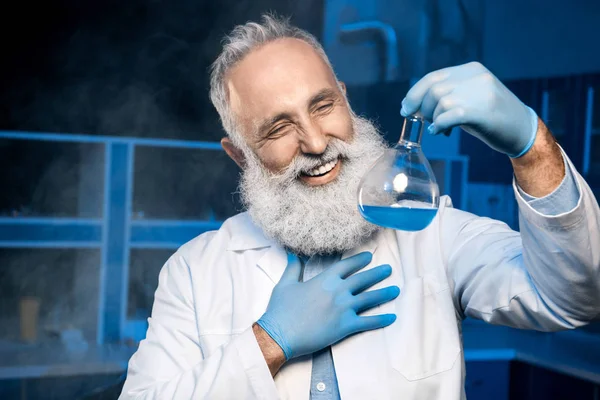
120, 14, 600, 400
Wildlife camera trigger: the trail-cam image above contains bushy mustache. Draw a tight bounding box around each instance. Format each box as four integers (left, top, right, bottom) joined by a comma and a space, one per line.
269, 138, 353, 185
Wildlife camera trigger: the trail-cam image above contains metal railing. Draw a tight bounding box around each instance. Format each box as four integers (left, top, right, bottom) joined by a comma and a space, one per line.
0, 131, 223, 344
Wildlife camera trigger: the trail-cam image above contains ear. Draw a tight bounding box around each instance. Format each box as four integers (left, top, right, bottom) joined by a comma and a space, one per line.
338, 81, 346, 95
221, 137, 246, 169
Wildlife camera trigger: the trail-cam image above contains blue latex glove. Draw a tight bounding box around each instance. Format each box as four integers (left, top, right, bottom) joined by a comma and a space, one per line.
257, 252, 399, 360
401, 62, 539, 158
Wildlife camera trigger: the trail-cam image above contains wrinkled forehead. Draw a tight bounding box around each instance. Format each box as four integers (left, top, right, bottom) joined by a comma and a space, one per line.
226, 38, 339, 129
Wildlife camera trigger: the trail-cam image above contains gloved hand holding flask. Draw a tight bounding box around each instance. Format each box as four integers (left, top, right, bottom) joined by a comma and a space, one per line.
401, 62, 538, 158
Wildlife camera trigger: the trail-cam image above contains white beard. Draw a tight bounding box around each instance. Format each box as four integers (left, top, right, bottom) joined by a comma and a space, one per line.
239, 113, 389, 256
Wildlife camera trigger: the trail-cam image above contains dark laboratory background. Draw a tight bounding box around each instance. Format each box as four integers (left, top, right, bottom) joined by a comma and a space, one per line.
1, 0, 600, 399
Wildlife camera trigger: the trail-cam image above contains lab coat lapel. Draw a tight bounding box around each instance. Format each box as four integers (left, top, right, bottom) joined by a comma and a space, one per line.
228, 213, 289, 284
332, 232, 392, 400
274, 354, 313, 400
256, 244, 288, 285
256, 245, 313, 400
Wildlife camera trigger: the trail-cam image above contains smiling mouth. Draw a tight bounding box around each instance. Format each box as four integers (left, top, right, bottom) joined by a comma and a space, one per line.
301, 159, 339, 177
298, 158, 342, 186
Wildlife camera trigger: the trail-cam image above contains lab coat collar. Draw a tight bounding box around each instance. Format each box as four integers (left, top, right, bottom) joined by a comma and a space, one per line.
226, 213, 273, 251
257, 237, 380, 286
228, 213, 380, 285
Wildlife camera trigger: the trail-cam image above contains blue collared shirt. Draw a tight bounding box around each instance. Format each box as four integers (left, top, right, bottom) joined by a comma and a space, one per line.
303, 156, 580, 399
300, 254, 343, 400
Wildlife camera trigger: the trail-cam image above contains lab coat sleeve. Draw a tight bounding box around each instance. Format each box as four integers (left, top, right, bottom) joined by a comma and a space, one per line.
441, 149, 600, 331
516, 148, 580, 214
119, 252, 279, 399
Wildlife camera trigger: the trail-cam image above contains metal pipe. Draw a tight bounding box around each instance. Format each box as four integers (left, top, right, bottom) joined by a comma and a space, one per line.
339, 21, 399, 82
0, 130, 223, 150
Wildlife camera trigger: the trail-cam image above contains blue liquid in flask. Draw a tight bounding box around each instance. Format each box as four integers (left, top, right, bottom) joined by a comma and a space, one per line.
357, 115, 440, 232
359, 205, 436, 231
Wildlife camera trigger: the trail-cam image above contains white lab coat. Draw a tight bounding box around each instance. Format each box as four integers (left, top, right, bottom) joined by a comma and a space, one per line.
120, 151, 600, 400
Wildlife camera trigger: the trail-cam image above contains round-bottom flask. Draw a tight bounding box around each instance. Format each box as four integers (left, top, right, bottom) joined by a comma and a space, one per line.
357, 115, 440, 231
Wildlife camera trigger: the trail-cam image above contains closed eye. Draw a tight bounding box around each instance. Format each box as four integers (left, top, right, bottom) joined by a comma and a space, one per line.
269, 124, 290, 136
315, 102, 334, 113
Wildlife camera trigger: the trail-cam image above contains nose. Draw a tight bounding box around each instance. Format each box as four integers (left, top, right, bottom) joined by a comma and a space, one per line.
299, 121, 328, 155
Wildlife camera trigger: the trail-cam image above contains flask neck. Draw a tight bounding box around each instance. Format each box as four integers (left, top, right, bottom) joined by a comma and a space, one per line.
399, 115, 425, 146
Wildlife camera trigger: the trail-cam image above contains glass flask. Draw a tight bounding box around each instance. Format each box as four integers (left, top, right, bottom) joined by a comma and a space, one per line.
357, 115, 440, 231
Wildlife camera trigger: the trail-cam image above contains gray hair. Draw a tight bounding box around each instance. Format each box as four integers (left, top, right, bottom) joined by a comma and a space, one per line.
209, 13, 338, 148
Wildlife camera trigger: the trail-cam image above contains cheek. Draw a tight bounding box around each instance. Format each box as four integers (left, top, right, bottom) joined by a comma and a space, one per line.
256, 135, 299, 172
321, 109, 353, 141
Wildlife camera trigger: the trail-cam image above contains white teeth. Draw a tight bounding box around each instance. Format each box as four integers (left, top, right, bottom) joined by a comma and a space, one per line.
305, 159, 338, 176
